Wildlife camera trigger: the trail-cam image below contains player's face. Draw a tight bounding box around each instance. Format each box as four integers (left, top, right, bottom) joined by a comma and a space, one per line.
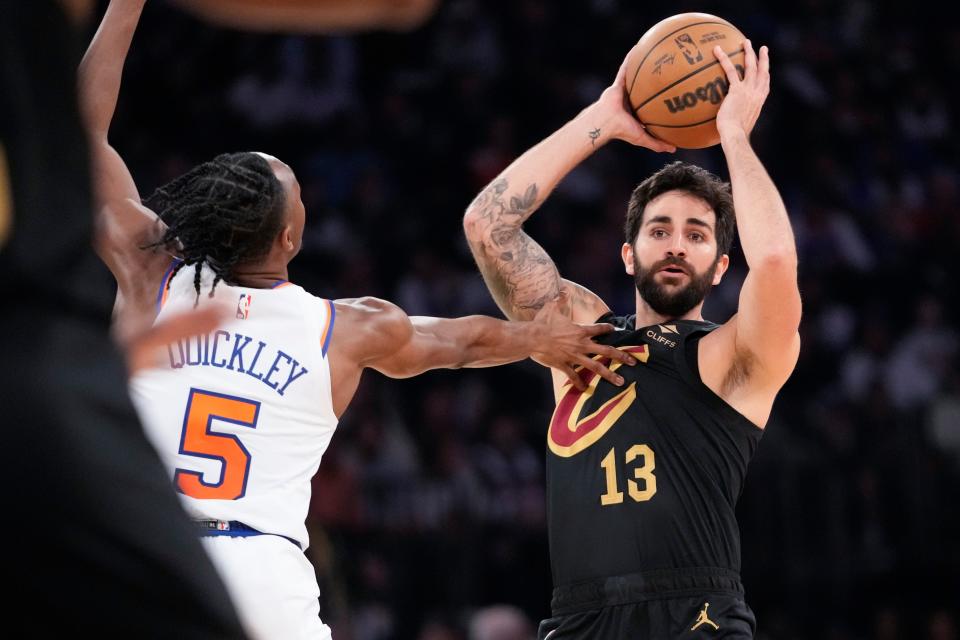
278, 166, 306, 258
258, 153, 306, 259
622, 190, 729, 318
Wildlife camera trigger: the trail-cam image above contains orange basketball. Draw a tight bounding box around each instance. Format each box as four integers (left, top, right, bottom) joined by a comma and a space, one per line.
624, 13, 746, 149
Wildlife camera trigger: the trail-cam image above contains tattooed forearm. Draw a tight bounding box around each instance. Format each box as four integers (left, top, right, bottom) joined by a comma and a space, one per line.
464, 177, 563, 320
488, 228, 561, 312
467, 178, 538, 225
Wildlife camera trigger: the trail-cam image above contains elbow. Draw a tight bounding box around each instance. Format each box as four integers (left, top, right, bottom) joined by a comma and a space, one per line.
462, 207, 485, 245
759, 255, 800, 299
753, 250, 798, 275
86, 127, 110, 147
751, 253, 802, 321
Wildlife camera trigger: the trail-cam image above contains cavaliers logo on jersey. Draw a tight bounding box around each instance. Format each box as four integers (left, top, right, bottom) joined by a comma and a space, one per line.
548, 345, 649, 457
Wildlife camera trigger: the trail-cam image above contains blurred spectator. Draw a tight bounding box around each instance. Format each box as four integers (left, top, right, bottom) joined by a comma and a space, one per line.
929, 610, 958, 640
418, 617, 465, 640
473, 414, 543, 526
884, 297, 958, 410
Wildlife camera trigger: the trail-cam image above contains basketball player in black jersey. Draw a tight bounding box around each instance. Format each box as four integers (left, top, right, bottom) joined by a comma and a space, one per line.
464, 42, 800, 638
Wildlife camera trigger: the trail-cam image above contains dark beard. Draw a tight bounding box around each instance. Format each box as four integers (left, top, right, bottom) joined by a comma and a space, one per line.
633, 255, 717, 318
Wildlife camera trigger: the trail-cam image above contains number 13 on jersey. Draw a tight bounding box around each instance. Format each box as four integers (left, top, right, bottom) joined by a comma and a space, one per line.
600, 444, 657, 505
175, 388, 261, 500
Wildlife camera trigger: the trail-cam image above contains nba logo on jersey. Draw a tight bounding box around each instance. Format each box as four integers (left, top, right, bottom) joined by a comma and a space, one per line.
236, 293, 252, 320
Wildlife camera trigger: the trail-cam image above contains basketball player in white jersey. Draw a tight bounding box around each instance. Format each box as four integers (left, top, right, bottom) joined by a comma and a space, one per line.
80, 3, 634, 638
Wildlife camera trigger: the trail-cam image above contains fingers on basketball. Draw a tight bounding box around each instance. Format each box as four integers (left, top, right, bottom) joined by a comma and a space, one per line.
744, 40, 757, 79
758, 46, 771, 87
714, 46, 739, 83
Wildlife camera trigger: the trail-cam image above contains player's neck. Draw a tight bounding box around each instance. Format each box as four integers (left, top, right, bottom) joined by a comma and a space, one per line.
634, 292, 705, 327
231, 260, 290, 289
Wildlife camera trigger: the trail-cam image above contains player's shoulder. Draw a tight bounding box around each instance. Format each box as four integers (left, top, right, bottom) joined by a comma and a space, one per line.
333, 296, 406, 326
331, 297, 414, 357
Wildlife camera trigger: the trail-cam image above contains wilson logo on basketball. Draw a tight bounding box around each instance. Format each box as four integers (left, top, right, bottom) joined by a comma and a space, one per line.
548, 345, 649, 458
662, 64, 743, 114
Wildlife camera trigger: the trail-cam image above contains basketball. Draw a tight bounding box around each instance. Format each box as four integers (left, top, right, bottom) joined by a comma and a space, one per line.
624, 13, 746, 149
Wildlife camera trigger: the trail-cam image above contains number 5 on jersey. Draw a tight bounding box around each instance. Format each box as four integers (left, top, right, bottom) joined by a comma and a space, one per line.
175, 388, 261, 500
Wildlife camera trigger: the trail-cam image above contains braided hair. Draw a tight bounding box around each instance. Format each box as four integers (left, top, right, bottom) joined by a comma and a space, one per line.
145, 152, 286, 301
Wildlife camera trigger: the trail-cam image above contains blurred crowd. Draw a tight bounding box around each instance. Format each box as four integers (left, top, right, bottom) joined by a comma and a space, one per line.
107, 0, 959, 638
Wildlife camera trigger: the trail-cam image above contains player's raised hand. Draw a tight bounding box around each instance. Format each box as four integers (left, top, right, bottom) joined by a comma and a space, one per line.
714, 40, 770, 139
593, 53, 676, 153
529, 297, 637, 391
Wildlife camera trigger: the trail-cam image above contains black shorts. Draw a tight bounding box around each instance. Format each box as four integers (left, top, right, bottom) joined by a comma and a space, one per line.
538, 568, 756, 640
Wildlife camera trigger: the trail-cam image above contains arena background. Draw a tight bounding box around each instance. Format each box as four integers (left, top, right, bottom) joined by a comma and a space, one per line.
96, 1, 959, 638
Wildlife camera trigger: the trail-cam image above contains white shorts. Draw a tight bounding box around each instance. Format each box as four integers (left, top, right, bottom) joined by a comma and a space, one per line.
201, 535, 332, 640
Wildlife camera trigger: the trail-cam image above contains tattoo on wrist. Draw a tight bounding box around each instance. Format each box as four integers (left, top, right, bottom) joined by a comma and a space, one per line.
589, 128, 601, 146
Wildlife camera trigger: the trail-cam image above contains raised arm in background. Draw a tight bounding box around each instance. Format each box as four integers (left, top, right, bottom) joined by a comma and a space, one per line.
78, 0, 170, 334
79, 0, 234, 363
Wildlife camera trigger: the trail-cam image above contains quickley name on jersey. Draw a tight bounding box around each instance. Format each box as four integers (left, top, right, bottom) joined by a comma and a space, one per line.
166, 330, 309, 397
545, 315, 763, 588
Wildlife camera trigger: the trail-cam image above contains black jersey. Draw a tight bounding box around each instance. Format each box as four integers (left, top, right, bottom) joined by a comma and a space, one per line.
545, 314, 763, 589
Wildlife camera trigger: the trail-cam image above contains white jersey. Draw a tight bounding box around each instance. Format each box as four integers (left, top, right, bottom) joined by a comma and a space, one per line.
130, 260, 338, 550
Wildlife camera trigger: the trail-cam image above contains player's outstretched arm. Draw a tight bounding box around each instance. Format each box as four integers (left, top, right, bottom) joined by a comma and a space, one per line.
78, 0, 169, 297
462, 53, 674, 325
171, 0, 438, 33
708, 42, 801, 397
336, 297, 635, 391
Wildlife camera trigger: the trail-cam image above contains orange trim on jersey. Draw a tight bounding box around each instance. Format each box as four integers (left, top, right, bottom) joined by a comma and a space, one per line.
156, 259, 182, 312
319, 299, 336, 357
271, 280, 293, 289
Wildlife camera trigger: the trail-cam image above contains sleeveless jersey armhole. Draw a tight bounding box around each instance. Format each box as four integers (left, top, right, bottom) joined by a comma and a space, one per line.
155, 258, 182, 313
594, 312, 635, 330
319, 299, 336, 358
316, 297, 338, 426
674, 327, 764, 435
